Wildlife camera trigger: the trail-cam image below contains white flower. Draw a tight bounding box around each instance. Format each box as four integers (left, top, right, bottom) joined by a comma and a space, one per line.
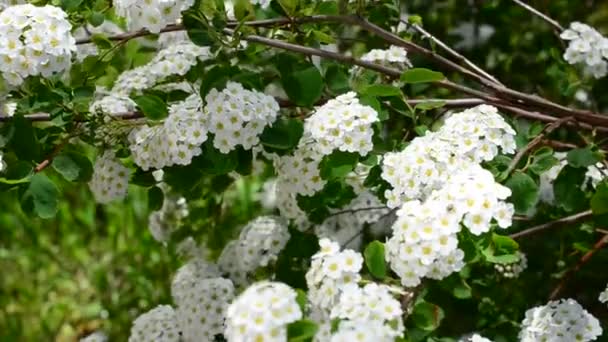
494, 252, 527, 279
88, 151, 130, 204
79, 331, 108, 342
0, 4, 76, 85
128, 305, 180, 342
113, 0, 194, 33
599, 284, 608, 304
561, 22, 608, 79
225, 281, 302, 342
459, 333, 493, 342
0, 151, 5, 173
519, 298, 602, 342
361, 46, 411, 68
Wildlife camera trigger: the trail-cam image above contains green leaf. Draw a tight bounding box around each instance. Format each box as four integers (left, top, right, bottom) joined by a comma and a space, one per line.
278, 0, 299, 16
364, 241, 386, 279
492, 233, 519, 254
567, 147, 603, 168
88, 11, 105, 27
148, 186, 164, 211
591, 181, 608, 215
25, 174, 59, 219
325, 65, 350, 94
52, 152, 93, 182
287, 319, 318, 342
260, 118, 304, 152
505, 172, 539, 214
91, 34, 113, 50
410, 301, 445, 331
282, 67, 324, 107
554, 165, 587, 212
529, 153, 558, 175
60, 0, 83, 11
401, 68, 445, 84
360, 84, 402, 97
133, 95, 168, 120
8, 115, 40, 161
319, 151, 359, 180
182, 11, 214, 46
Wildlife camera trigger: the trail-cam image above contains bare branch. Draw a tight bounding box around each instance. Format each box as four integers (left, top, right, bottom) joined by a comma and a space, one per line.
512, 0, 564, 32
510, 210, 593, 240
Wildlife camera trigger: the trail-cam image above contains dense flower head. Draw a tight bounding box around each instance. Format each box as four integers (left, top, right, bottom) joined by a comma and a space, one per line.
382, 105, 515, 207
171, 258, 221, 304
519, 298, 602, 342
204, 82, 280, 153
218, 216, 290, 286
561, 22, 608, 78
88, 151, 130, 204
361, 45, 412, 67
306, 239, 363, 315
303, 91, 379, 156
114, 0, 194, 33
90, 94, 137, 116
0, 0, 25, 11
128, 305, 181, 342
494, 251, 527, 279
0, 4, 76, 85
330, 320, 394, 342
224, 281, 302, 342
129, 94, 207, 170
330, 283, 404, 340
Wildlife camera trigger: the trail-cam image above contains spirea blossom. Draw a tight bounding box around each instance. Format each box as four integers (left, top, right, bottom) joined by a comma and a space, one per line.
88, 151, 130, 204
128, 305, 181, 342
519, 298, 602, 342
330, 283, 405, 340
459, 334, 493, 342
0, 0, 25, 11
330, 320, 394, 342
224, 281, 302, 342
361, 45, 412, 68
561, 22, 608, 78
0, 4, 76, 85
306, 239, 363, 315
148, 188, 189, 243
79, 331, 108, 342
129, 94, 207, 170
204, 82, 280, 153
90, 94, 137, 116
114, 0, 194, 33
218, 216, 290, 287
304, 91, 379, 156
599, 284, 608, 304
0, 151, 5, 173
494, 251, 527, 279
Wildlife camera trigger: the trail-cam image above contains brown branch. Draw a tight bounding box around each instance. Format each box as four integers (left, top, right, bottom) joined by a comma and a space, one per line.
34, 135, 74, 173
327, 206, 388, 218
549, 233, 608, 300
510, 210, 593, 240
512, 0, 564, 32
75, 24, 184, 45
505, 116, 574, 176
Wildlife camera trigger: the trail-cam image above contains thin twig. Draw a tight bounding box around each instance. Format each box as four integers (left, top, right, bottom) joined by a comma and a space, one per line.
512, 0, 564, 32
509, 210, 593, 240
34, 134, 74, 173
549, 233, 608, 300
327, 206, 389, 218
505, 117, 574, 176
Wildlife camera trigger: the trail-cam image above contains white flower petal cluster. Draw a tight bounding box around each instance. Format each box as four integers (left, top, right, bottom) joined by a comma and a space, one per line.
361, 45, 412, 68
218, 216, 290, 286
599, 284, 608, 304
304, 91, 379, 156
0, 4, 76, 86
129, 94, 207, 170
382, 105, 515, 208
148, 188, 189, 243
330, 283, 404, 340
386, 164, 513, 287
330, 320, 394, 342
204, 82, 280, 153
494, 251, 527, 279
459, 334, 493, 342
79, 331, 108, 342
89, 151, 130, 204
128, 305, 181, 342
306, 239, 363, 315
171, 258, 221, 302
561, 22, 608, 78
112, 41, 211, 95
114, 0, 194, 33
251, 0, 272, 9
90, 94, 137, 116
519, 298, 602, 342
225, 281, 302, 342
0, 0, 24, 11
0, 151, 5, 173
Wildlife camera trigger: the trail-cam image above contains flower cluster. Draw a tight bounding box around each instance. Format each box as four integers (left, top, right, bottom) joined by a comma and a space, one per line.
0, 151, 5, 173
88, 151, 130, 204
204, 82, 280, 153
218, 216, 290, 286
330, 320, 394, 342
90, 94, 137, 116
129, 94, 207, 170
382, 105, 516, 207
361, 45, 412, 68
599, 284, 608, 304
128, 305, 181, 342
306, 239, 363, 315
112, 41, 211, 95
330, 283, 404, 340
224, 281, 302, 341
494, 252, 527, 279
148, 187, 189, 243
561, 22, 608, 78
0, 0, 25, 11
519, 298, 602, 342
0, 4, 76, 85
114, 0, 194, 33
386, 163, 513, 286
304, 92, 379, 156
459, 334, 493, 342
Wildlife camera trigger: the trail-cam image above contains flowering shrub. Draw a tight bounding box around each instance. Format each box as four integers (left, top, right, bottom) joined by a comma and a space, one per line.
0, 1, 607, 341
